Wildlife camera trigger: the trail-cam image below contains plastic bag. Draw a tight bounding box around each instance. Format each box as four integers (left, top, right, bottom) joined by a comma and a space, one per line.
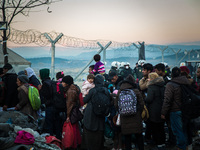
62, 122, 74, 148
116, 114, 121, 126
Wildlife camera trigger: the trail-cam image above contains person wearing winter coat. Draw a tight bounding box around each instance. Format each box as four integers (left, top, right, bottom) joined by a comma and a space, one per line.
116, 74, 144, 150
81, 74, 110, 150
161, 67, 192, 150
62, 75, 81, 149
15, 75, 38, 119
25, 67, 41, 90
2, 63, 19, 111
145, 72, 165, 150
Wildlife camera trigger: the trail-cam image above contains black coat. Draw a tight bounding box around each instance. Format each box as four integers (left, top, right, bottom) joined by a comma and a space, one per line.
2, 70, 19, 107
83, 75, 110, 131
145, 77, 165, 123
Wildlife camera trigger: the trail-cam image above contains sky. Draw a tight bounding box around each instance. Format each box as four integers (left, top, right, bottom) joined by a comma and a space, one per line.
7, 0, 200, 46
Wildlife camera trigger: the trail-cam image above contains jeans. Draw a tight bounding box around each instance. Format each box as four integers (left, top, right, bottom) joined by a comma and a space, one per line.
170, 111, 188, 150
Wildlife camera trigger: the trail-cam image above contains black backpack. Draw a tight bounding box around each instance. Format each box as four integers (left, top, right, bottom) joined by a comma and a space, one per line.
51, 81, 66, 111
91, 87, 110, 117
42, 80, 66, 111
173, 82, 200, 119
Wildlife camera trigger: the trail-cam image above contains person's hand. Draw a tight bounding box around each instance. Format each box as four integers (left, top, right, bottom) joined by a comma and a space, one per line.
161, 115, 165, 120
66, 117, 70, 123
3, 105, 7, 111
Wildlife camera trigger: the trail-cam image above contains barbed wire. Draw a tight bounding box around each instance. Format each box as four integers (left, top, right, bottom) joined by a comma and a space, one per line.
6, 28, 136, 48
3, 28, 199, 57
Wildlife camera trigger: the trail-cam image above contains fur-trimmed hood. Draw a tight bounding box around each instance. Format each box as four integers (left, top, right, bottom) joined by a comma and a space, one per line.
147, 76, 165, 87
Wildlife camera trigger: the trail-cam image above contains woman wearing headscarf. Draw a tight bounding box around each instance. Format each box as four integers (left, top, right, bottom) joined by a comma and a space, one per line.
116, 74, 144, 150
15, 75, 38, 119
25, 67, 41, 90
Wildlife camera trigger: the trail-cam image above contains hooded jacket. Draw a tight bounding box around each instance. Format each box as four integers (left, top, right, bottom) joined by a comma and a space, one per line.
16, 83, 38, 119
161, 76, 190, 116
116, 75, 144, 134
83, 75, 110, 131
145, 76, 165, 122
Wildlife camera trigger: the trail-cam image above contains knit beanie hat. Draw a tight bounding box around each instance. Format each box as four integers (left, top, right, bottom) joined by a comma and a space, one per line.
39, 68, 50, 81
180, 66, 190, 75
62, 75, 73, 85
18, 75, 29, 83
3, 63, 13, 70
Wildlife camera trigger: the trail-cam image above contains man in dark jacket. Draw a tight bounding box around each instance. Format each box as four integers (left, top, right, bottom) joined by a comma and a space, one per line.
108, 70, 123, 90
154, 63, 170, 85
161, 67, 191, 150
2, 63, 19, 111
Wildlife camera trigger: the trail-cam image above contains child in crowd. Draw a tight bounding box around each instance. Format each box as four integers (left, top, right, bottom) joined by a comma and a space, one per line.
56, 71, 64, 82
80, 74, 95, 113
82, 74, 95, 97
92, 54, 105, 75
88, 65, 94, 74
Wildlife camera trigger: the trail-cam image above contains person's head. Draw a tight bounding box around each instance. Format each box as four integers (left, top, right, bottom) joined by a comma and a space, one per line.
93, 54, 101, 62
196, 67, 200, 79
154, 63, 165, 76
56, 71, 64, 80
142, 63, 153, 77
171, 67, 181, 78
188, 62, 191, 66
89, 65, 94, 74
3, 63, 13, 74
25, 67, 36, 79
135, 62, 138, 67
17, 75, 29, 86
39, 68, 50, 81
62, 75, 73, 87
94, 74, 104, 86
148, 72, 159, 81
18, 71, 25, 75
111, 61, 118, 69
108, 70, 118, 83
180, 66, 190, 78
124, 62, 130, 70
87, 74, 95, 84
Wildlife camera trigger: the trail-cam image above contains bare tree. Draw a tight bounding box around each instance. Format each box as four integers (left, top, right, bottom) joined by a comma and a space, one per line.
0, 0, 61, 64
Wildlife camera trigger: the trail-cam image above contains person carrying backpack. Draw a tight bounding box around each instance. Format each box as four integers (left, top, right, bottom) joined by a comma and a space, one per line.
161, 67, 192, 150
116, 74, 144, 150
81, 74, 111, 150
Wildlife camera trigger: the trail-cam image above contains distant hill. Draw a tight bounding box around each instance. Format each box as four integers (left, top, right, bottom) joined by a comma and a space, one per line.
27, 49, 200, 70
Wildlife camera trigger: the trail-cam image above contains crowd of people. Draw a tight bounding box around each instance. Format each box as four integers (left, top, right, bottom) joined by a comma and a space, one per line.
0, 54, 200, 150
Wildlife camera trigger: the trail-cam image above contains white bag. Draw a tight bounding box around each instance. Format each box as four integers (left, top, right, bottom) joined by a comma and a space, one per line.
116, 114, 121, 126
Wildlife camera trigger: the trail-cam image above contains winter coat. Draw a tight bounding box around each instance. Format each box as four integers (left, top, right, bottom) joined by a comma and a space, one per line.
40, 79, 53, 106
2, 69, 19, 108
161, 76, 190, 116
29, 75, 41, 89
64, 84, 80, 118
81, 80, 95, 97
16, 83, 38, 119
83, 75, 110, 131
116, 75, 144, 135
145, 77, 165, 123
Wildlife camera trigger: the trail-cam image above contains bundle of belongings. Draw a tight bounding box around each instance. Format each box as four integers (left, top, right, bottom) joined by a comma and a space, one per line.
0, 111, 62, 150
